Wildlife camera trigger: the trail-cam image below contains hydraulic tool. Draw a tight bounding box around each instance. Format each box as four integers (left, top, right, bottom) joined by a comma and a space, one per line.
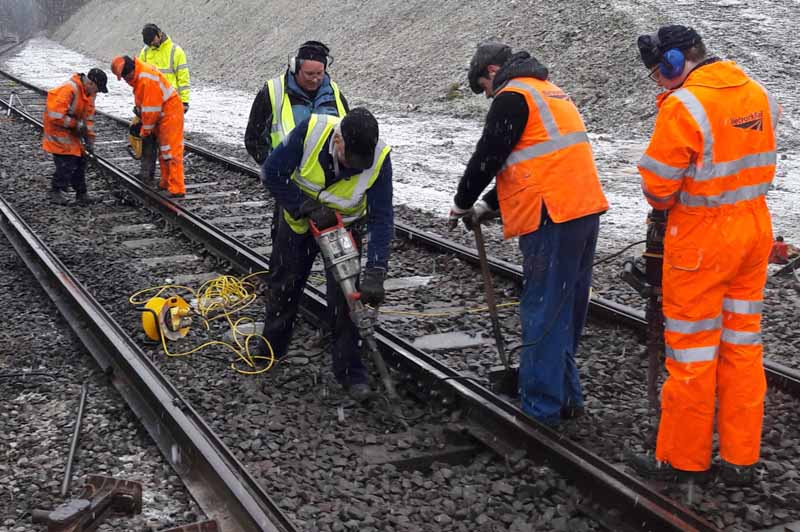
621, 209, 667, 426
309, 214, 400, 404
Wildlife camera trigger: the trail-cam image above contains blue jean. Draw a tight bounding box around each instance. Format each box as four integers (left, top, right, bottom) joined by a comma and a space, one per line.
52, 154, 86, 194
518, 213, 599, 425
261, 215, 368, 386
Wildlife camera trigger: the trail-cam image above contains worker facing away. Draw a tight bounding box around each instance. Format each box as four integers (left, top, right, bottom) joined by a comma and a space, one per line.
768, 235, 799, 265
138, 23, 190, 185
42, 68, 108, 206
259, 108, 392, 401
631, 25, 780, 486
111, 55, 186, 197
244, 40, 348, 166
449, 42, 608, 426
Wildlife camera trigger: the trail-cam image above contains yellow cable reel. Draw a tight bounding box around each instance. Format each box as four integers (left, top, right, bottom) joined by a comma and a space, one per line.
142, 295, 192, 341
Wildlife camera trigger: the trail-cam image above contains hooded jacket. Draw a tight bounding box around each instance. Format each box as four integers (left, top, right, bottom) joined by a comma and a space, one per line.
454, 52, 548, 209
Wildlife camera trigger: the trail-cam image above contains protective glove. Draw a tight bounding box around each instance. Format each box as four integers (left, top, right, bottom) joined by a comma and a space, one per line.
132, 106, 141, 117
129, 121, 142, 137
76, 121, 89, 139
183, 103, 189, 114
463, 199, 500, 230
360, 268, 386, 306
448, 203, 470, 230
299, 198, 338, 230
84, 141, 95, 155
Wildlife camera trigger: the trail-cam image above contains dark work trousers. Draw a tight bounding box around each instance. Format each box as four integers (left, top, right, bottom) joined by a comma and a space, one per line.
140, 135, 158, 179
261, 215, 368, 386
52, 154, 87, 194
518, 213, 599, 425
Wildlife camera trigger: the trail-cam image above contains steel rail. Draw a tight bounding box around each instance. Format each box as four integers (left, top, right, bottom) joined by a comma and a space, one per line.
0, 93, 719, 532
0, 98, 297, 532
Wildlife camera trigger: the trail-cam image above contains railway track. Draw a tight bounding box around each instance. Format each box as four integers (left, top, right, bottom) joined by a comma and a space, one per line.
2, 67, 799, 531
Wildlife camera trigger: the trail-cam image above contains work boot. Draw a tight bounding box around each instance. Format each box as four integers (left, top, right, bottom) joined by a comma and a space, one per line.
49, 189, 70, 205
348, 383, 372, 402
139, 173, 155, 187
719, 461, 756, 487
75, 192, 95, 206
629, 454, 711, 484
561, 405, 585, 420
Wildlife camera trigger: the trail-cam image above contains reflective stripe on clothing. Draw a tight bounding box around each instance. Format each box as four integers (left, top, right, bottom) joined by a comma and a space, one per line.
502, 131, 589, 169
43, 74, 95, 156
638, 61, 778, 213
665, 345, 718, 363
267, 76, 347, 150
137, 72, 175, 102
499, 80, 591, 170
318, 140, 388, 209
665, 315, 722, 334
722, 329, 761, 345
283, 114, 391, 234
267, 76, 294, 152
44, 134, 74, 145
723, 298, 763, 314
678, 181, 771, 208
493, 77, 607, 239
671, 89, 776, 183
139, 36, 190, 103
639, 154, 686, 180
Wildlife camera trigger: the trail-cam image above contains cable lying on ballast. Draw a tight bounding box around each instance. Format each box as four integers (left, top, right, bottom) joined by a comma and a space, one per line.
129, 271, 275, 375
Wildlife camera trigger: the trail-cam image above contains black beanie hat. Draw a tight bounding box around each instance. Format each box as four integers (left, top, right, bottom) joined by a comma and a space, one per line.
340, 107, 379, 170
142, 23, 161, 45
468, 41, 512, 94
637, 25, 701, 68
296, 40, 330, 67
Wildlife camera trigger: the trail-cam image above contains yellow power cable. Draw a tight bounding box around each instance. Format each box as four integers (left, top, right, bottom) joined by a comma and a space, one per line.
129, 271, 275, 375
375, 301, 519, 318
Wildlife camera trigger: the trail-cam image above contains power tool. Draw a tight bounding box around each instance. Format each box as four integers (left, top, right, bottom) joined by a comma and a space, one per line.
621, 208, 667, 430
309, 214, 400, 402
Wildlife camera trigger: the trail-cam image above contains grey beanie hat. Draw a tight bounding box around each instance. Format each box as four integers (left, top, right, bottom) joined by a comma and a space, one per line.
468, 41, 512, 93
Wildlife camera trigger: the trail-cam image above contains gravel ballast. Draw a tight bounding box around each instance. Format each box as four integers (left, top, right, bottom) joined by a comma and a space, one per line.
2, 79, 800, 530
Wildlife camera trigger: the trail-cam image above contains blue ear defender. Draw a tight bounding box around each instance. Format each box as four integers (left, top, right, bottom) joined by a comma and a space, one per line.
659, 48, 686, 79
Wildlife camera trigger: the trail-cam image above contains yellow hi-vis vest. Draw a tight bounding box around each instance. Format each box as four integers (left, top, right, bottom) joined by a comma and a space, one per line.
139, 36, 190, 103
267, 75, 346, 150
284, 114, 391, 234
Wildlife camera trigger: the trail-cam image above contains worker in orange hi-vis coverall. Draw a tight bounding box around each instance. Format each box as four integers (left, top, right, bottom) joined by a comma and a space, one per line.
629, 25, 780, 488
110, 55, 186, 197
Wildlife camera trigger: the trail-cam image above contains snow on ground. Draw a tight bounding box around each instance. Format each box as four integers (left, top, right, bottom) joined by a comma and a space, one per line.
2, 37, 798, 253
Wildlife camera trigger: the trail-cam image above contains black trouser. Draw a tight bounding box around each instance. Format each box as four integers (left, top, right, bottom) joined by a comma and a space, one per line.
52, 154, 86, 194
262, 215, 368, 386
140, 135, 158, 179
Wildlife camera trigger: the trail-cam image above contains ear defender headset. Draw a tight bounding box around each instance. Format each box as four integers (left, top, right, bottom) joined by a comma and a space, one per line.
288, 41, 332, 74
659, 48, 686, 79
639, 33, 686, 80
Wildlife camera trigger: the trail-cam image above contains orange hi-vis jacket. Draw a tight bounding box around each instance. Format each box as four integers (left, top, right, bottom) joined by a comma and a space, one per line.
42, 73, 95, 156
128, 58, 186, 195
639, 60, 779, 214
638, 60, 780, 471
495, 77, 608, 239
130, 58, 181, 138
